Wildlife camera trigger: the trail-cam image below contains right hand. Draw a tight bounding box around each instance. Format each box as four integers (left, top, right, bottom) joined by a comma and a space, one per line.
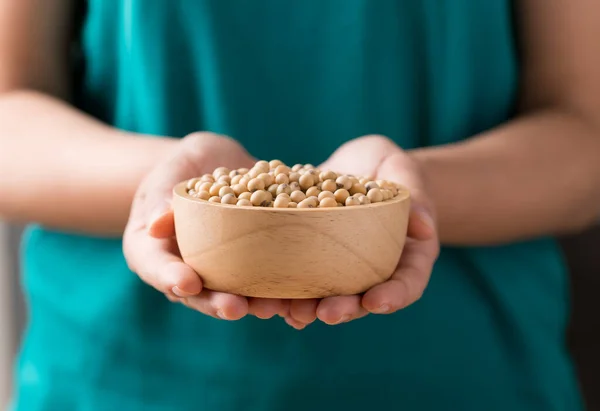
123, 133, 288, 320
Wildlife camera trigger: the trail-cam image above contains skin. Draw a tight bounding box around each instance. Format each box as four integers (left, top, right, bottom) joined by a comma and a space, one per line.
0, 0, 176, 236
286, 136, 438, 327
1, 0, 599, 327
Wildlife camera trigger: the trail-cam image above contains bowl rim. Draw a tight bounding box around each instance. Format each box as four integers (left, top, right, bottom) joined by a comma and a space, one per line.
173, 181, 410, 212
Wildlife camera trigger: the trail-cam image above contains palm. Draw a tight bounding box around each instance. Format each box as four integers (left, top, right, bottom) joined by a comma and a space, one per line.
285, 136, 439, 328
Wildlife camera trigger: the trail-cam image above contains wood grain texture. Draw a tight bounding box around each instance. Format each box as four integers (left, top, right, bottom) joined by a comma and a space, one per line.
173, 182, 410, 298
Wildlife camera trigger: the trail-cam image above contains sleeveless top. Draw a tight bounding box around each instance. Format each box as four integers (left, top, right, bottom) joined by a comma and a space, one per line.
13, 1, 584, 410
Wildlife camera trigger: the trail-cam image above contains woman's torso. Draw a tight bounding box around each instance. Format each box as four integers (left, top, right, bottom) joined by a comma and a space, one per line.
13, 1, 583, 410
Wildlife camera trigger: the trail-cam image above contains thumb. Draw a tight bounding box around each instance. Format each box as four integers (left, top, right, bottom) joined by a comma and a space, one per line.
149, 208, 175, 238
377, 153, 437, 241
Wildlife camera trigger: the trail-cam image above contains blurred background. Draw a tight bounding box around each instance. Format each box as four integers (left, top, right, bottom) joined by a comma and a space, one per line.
0, 223, 25, 410
1, 223, 599, 409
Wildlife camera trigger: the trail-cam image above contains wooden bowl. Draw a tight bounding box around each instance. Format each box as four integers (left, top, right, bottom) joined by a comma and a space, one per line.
172, 182, 411, 298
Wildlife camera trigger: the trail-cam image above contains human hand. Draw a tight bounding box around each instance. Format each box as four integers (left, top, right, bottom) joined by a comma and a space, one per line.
123, 133, 288, 320
284, 136, 440, 329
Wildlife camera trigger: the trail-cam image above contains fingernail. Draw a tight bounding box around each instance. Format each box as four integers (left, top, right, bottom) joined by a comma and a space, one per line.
372, 304, 390, 314
332, 314, 351, 325
414, 207, 435, 230
255, 311, 275, 320
284, 317, 307, 330
291, 322, 306, 330
172, 286, 196, 298
216, 309, 228, 320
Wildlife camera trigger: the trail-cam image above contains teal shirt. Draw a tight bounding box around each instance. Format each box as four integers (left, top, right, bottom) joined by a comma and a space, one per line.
14, 1, 583, 410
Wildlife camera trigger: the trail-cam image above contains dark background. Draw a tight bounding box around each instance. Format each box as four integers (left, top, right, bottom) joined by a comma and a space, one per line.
562, 226, 600, 411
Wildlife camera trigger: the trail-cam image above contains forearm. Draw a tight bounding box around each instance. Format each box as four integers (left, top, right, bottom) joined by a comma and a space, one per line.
411, 109, 600, 245
0, 90, 177, 236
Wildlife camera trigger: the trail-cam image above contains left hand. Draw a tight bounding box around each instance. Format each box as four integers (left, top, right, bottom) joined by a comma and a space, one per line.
284, 136, 440, 329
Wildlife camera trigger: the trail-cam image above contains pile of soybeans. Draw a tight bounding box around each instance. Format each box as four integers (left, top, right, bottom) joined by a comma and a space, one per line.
185, 160, 402, 208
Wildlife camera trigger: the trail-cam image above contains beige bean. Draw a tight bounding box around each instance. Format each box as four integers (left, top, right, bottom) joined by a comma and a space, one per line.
334, 189, 350, 204
319, 197, 337, 208
186, 178, 200, 190
238, 192, 252, 201
318, 191, 335, 201
349, 183, 367, 196
213, 167, 230, 179
254, 160, 270, 174
275, 173, 289, 184
210, 183, 226, 196
248, 168, 261, 178
345, 196, 360, 206
217, 175, 231, 185
269, 159, 284, 169
297, 198, 315, 208
268, 183, 279, 198
336, 176, 352, 191
251, 190, 271, 207
367, 188, 383, 203
236, 199, 253, 207
197, 191, 211, 201
290, 190, 306, 203
231, 174, 243, 185
232, 184, 248, 196
365, 181, 380, 192
299, 174, 314, 190
239, 175, 251, 186
359, 195, 371, 205
305, 186, 321, 198
274, 165, 290, 175
221, 194, 237, 205
248, 178, 266, 192
196, 181, 213, 192
274, 195, 291, 208
258, 173, 274, 187
305, 196, 319, 207
321, 179, 337, 193
288, 172, 301, 183
276, 184, 292, 196
319, 170, 337, 182
219, 186, 235, 197
200, 174, 215, 183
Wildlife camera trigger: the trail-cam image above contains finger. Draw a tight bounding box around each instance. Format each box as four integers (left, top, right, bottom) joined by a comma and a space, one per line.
248, 298, 288, 319
379, 154, 437, 241
278, 300, 292, 318
284, 316, 307, 330
123, 228, 203, 297
183, 290, 249, 320
316, 295, 367, 325
407, 206, 435, 241
148, 210, 176, 238
319, 135, 398, 176
289, 299, 318, 325
165, 294, 180, 303
362, 237, 439, 314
